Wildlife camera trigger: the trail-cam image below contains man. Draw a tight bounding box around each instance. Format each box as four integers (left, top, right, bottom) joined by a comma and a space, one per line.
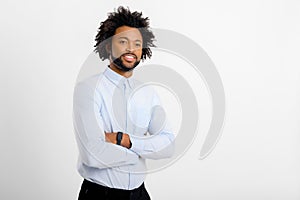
73, 6, 175, 200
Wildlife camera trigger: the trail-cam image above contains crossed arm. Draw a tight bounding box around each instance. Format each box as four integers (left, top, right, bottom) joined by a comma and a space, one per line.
74, 81, 174, 170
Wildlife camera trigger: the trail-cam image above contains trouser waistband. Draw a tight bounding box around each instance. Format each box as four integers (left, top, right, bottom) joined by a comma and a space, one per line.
78, 179, 151, 200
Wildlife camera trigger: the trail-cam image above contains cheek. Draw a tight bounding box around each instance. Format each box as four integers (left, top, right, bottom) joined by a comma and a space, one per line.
111, 44, 124, 56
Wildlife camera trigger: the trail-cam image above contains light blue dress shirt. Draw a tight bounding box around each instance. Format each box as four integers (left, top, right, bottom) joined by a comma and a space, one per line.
73, 66, 175, 190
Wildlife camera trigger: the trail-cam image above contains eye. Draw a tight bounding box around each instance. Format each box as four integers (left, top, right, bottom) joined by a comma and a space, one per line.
135, 43, 142, 47
119, 40, 127, 45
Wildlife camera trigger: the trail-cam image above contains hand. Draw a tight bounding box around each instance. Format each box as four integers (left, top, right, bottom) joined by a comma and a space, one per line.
105, 132, 132, 149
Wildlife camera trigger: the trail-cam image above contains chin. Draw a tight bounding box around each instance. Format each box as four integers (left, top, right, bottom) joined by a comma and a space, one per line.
125, 65, 135, 68
123, 62, 136, 68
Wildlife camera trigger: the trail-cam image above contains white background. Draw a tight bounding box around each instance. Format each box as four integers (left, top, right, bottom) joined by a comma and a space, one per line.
1, 0, 300, 199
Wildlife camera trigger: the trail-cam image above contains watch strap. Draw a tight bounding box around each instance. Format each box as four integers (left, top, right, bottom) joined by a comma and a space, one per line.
116, 132, 123, 145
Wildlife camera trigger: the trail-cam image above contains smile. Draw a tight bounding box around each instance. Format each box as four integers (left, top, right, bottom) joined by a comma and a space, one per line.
122, 54, 137, 62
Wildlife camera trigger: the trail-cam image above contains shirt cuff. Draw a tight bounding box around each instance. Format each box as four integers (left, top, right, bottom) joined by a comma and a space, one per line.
129, 136, 145, 155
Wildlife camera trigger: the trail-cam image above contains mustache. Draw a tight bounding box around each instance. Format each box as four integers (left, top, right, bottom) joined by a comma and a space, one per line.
121, 53, 137, 59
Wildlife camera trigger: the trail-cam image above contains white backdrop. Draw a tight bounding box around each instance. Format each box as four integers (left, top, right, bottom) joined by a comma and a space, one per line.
0, 0, 299, 199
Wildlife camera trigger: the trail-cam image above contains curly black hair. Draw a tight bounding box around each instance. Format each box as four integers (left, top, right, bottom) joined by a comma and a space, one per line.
94, 6, 156, 61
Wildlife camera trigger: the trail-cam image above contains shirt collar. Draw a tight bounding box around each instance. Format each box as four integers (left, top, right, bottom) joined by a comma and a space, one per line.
103, 66, 134, 89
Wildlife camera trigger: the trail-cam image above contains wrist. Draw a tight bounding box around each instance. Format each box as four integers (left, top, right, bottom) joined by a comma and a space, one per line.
116, 132, 123, 145
116, 132, 132, 149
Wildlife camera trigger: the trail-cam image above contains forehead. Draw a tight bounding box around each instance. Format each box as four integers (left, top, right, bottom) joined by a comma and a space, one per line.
113, 26, 143, 41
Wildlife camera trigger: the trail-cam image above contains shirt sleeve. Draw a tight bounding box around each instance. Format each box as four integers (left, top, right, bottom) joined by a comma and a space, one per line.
129, 90, 175, 159
73, 80, 139, 169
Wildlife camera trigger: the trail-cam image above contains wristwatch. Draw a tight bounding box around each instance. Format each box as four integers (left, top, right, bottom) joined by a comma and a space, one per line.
116, 132, 123, 145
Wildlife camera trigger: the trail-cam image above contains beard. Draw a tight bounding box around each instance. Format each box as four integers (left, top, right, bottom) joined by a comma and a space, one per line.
111, 53, 141, 72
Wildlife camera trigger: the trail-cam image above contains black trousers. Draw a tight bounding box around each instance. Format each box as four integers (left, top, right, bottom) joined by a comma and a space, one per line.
78, 179, 151, 200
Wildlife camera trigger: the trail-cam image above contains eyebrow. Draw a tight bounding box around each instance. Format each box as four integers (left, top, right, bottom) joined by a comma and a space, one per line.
117, 36, 142, 42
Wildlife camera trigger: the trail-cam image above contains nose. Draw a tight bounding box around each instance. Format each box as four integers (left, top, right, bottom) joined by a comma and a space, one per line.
126, 42, 135, 52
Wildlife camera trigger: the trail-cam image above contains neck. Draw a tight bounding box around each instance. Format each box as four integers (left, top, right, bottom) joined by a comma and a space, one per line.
109, 63, 133, 78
